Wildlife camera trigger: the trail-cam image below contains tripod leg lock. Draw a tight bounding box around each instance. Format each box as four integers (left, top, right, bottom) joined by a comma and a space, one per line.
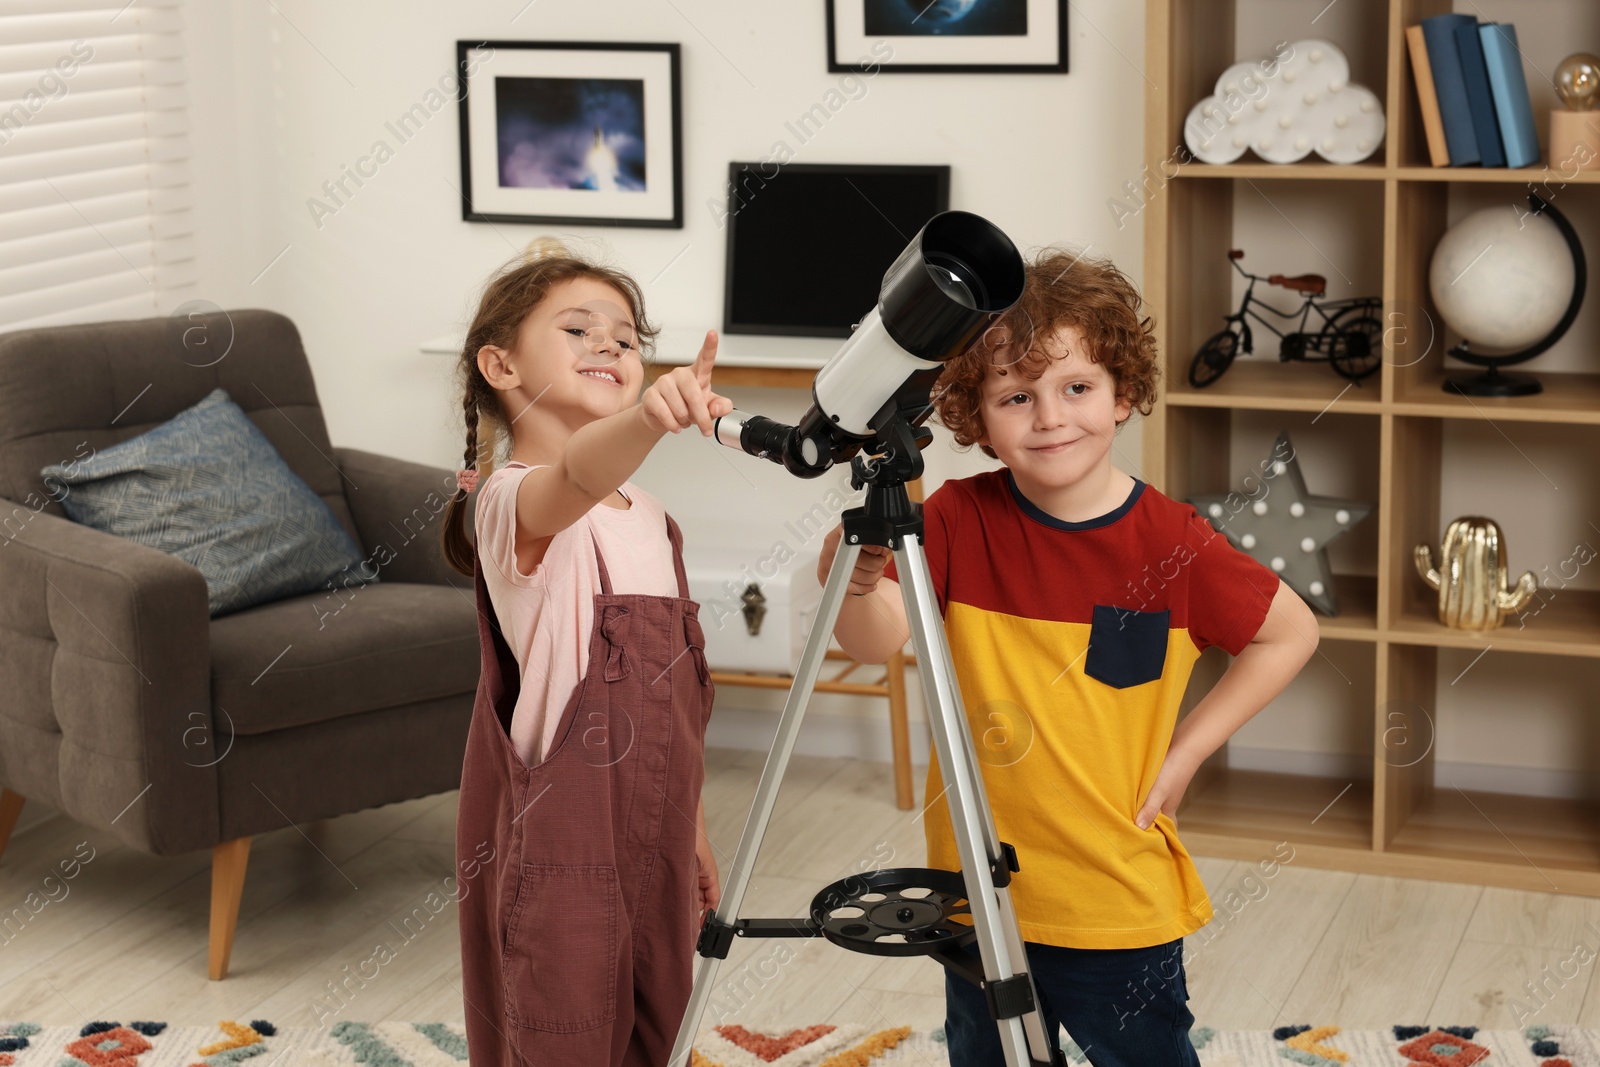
990, 841, 1021, 888
985, 976, 1072, 1066
984, 973, 1037, 1021
696, 912, 738, 959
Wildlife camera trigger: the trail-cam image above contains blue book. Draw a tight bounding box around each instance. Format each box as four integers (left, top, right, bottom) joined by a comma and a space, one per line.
1420, 13, 1481, 165
1454, 19, 1505, 166
1480, 23, 1541, 168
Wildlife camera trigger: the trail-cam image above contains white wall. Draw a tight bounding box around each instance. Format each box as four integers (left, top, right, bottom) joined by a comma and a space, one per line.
179, 0, 1147, 459
172, 0, 1594, 794
175, 0, 1147, 759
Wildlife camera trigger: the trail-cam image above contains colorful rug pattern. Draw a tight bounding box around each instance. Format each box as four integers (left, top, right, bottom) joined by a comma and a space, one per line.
0, 1019, 939, 1066
690, 1024, 941, 1065
0, 1019, 1596, 1066
1183, 1022, 1600, 1067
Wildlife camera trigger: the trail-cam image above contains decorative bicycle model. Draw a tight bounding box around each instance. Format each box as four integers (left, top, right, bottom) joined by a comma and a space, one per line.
1188, 249, 1384, 389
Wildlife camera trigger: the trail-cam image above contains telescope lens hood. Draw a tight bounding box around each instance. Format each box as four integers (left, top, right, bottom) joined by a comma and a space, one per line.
877, 211, 1024, 363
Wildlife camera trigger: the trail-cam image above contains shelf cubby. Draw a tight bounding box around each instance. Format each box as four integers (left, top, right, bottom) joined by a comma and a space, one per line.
1180, 767, 1376, 853
1384, 788, 1600, 886
1177, 638, 1378, 860
1390, 416, 1600, 642
1384, 177, 1600, 412
1379, 647, 1600, 892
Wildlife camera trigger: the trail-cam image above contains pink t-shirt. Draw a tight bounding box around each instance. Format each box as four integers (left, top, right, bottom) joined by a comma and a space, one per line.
475, 461, 679, 768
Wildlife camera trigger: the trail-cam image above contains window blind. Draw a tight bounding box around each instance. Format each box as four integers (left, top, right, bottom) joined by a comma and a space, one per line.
0, 0, 195, 333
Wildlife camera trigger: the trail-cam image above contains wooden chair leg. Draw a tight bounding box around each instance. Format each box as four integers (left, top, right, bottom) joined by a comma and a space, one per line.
0, 789, 25, 864
885, 650, 914, 810
209, 836, 251, 980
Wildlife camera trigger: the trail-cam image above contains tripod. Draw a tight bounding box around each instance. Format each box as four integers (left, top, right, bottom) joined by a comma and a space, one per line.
668, 416, 1066, 1067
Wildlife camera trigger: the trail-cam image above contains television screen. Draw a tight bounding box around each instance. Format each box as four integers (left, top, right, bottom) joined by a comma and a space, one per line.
723, 163, 951, 338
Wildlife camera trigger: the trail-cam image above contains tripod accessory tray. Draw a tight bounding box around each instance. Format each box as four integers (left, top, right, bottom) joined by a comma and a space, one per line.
811, 867, 977, 957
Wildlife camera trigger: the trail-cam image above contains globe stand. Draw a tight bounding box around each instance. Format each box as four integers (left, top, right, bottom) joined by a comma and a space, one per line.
1440, 193, 1585, 398
1443, 360, 1544, 397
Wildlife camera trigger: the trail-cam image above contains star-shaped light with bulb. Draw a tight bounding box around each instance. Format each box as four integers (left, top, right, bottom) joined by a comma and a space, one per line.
1186, 432, 1374, 616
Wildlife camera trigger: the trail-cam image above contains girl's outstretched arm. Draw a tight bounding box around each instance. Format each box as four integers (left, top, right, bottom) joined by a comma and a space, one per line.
514, 330, 731, 544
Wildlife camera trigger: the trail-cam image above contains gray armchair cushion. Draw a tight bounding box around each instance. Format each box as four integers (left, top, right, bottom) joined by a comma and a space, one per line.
210, 579, 478, 736
196, 447, 480, 737
40, 388, 373, 617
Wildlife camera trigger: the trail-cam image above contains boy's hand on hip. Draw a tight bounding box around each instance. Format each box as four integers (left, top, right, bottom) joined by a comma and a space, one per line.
817, 522, 892, 594
1134, 754, 1199, 830
642, 329, 734, 437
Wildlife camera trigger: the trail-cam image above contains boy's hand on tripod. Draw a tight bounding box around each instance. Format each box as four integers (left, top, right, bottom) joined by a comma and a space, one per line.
642, 329, 734, 436
818, 523, 892, 596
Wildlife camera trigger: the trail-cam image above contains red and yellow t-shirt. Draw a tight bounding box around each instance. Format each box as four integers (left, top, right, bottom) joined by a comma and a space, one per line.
883, 468, 1280, 948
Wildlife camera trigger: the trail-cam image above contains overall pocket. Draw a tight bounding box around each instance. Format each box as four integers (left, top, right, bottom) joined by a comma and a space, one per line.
502, 864, 620, 1032
1084, 604, 1170, 689
683, 610, 716, 732
683, 611, 713, 687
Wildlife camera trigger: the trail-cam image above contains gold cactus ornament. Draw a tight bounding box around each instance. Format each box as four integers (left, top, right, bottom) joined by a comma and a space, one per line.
1414, 517, 1537, 630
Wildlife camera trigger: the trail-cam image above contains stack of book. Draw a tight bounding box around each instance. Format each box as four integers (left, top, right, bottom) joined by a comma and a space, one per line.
1406, 14, 1540, 168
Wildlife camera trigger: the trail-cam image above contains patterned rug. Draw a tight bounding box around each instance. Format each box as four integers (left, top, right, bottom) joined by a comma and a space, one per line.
1188, 1023, 1600, 1066
0, 1018, 1595, 1065
0, 1019, 939, 1066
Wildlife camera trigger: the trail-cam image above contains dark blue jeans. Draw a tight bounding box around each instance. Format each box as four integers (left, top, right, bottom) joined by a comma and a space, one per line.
943, 936, 1201, 1067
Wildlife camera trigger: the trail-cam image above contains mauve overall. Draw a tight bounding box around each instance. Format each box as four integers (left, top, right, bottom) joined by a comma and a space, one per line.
457, 514, 715, 1066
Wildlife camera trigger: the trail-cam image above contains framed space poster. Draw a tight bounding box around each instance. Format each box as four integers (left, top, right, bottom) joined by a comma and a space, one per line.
826, 0, 1068, 73
455, 40, 683, 228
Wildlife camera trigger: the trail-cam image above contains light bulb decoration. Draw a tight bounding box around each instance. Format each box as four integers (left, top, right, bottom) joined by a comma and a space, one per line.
1184, 39, 1385, 165
1187, 431, 1374, 616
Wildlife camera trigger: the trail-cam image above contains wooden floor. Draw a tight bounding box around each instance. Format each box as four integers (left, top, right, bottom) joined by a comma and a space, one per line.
5, 747, 1600, 1035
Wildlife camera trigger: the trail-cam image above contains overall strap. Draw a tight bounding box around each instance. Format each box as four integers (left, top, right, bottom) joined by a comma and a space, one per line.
665, 513, 690, 599
588, 524, 614, 596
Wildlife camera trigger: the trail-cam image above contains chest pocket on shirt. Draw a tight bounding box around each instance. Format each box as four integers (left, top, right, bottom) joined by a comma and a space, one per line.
1084, 604, 1170, 689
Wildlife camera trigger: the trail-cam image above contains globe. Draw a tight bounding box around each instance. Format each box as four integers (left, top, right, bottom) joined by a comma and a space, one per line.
1429, 206, 1577, 351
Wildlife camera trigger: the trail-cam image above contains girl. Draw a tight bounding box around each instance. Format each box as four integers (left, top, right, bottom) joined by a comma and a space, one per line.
441, 238, 731, 1067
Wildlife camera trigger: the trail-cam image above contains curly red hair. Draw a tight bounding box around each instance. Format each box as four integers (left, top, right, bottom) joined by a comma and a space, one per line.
933, 247, 1161, 460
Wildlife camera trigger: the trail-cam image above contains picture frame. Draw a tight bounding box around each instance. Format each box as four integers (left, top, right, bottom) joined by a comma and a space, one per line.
455, 40, 683, 228
826, 0, 1068, 74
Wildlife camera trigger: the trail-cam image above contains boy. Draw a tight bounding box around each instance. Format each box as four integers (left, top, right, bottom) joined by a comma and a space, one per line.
818, 249, 1318, 1066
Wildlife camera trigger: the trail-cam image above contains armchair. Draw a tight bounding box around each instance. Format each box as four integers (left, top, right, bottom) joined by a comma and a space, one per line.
0, 308, 480, 979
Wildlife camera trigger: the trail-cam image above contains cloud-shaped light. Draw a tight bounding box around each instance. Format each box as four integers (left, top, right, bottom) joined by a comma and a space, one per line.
1184, 39, 1385, 165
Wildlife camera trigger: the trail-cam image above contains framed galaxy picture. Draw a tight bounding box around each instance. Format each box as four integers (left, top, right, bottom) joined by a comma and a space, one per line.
826, 0, 1069, 73
455, 41, 683, 228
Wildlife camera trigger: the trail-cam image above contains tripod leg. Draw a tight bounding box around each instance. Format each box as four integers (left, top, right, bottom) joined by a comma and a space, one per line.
896, 537, 1058, 1067
667, 534, 868, 1067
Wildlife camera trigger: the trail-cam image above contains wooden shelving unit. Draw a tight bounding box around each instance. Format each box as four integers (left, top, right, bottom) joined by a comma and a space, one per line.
1146, 0, 1600, 895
